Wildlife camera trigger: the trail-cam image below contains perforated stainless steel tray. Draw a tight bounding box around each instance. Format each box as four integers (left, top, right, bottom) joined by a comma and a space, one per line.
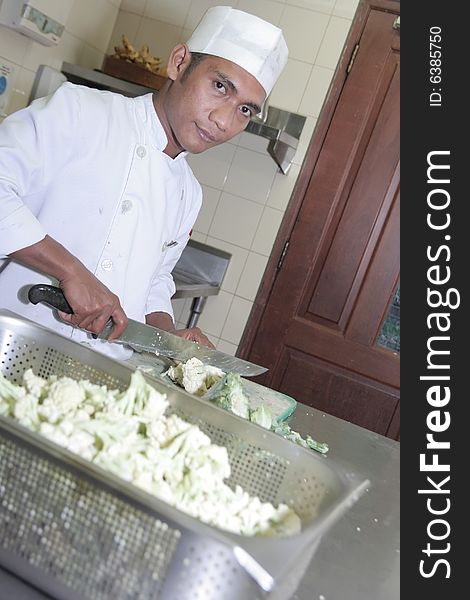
0, 310, 369, 600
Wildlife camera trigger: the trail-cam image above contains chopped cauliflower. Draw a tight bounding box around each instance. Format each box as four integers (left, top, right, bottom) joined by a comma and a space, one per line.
203, 373, 250, 419
165, 357, 224, 396
166, 359, 329, 454
0, 368, 301, 537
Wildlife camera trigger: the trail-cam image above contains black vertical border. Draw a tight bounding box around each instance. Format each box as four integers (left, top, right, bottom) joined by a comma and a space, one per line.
402, 3, 464, 597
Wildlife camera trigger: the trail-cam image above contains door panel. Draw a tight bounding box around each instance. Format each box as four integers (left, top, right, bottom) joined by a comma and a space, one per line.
241, 3, 400, 438
275, 350, 398, 434
308, 61, 399, 325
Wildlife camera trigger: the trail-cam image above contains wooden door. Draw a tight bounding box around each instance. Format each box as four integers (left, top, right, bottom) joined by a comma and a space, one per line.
239, 1, 400, 438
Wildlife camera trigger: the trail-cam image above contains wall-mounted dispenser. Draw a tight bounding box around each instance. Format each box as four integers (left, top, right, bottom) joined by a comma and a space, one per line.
0, 0, 73, 46
0, 62, 14, 118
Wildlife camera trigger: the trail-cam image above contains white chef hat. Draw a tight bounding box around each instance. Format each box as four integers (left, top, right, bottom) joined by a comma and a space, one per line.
186, 6, 288, 96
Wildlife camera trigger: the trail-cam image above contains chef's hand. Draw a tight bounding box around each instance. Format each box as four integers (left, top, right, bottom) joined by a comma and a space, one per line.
173, 327, 215, 349
58, 269, 128, 340
146, 312, 215, 349
10, 235, 128, 340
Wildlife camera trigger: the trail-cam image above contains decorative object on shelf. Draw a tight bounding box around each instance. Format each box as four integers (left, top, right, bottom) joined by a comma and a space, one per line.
113, 35, 162, 74
102, 35, 167, 91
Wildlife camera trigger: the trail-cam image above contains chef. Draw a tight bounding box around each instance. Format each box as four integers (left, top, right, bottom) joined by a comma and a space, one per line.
0, 6, 288, 360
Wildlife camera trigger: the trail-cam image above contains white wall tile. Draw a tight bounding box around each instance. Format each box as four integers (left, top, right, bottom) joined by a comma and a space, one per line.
0, 26, 31, 66
193, 185, 221, 234
333, 0, 360, 20
315, 16, 352, 69
209, 193, 264, 249
236, 252, 269, 301
279, 6, 330, 63
266, 163, 300, 211
52, 32, 85, 68
236, 131, 270, 154
23, 31, 76, 73
67, 0, 119, 52
121, 0, 147, 15
135, 17, 182, 65
171, 297, 189, 323
23, 31, 61, 71
180, 27, 193, 44
189, 230, 207, 243
14, 67, 37, 111
293, 115, 317, 165
221, 296, 253, 344
235, 0, 285, 25
251, 206, 284, 256
224, 147, 278, 205
174, 297, 194, 328
183, 0, 227, 31
299, 64, 334, 118
216, 338, 238, 356
145, 0, 192, 28
268, 58, 312, 113
187, 142, 236, 188
92, 1, 121, 52
79, 44, 106, 70
107, 11, 142, 55
205, 237, 249, 294
285, 0, 335, 14
195, 290, 234, 337
207, 334, 220, 346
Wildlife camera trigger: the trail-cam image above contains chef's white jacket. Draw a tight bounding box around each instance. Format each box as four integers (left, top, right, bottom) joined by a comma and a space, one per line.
0, 83, 202, 360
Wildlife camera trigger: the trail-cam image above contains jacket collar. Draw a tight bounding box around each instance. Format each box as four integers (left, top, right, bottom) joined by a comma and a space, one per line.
138, 93, 188, 161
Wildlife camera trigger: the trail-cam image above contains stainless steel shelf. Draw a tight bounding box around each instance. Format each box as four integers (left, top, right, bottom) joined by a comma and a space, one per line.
171, 239, 231, 327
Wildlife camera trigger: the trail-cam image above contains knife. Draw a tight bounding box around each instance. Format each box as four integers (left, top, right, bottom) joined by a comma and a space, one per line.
27, 284, 267, 377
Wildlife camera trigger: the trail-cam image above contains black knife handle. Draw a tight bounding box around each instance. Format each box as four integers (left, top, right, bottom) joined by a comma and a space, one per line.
28, 284, 73, 314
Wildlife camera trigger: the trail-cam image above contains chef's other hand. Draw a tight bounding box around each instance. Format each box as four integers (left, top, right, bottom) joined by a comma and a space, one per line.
58, 268, 128, 340
173, 327, 215, 349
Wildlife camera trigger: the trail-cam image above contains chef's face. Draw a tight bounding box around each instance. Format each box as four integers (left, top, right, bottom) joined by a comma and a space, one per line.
158, 45, 266, 157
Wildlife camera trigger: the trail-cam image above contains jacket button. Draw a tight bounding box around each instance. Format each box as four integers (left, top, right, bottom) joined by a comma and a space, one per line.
136, 146, 146, 158
121, 199, 133, 213
101, 259, 113, 271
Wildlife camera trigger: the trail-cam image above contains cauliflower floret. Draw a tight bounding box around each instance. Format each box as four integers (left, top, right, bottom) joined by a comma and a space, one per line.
1, 367, 302, 538
107, 370, 168, 418
138, 386, 168, 420
23, 368, 48, 399
166, 357, 224, 396
0, 371, 26, 415
185, 444, 231, 488
39, 422, 71, 447
65, 430, 97, 461
38, 377, 85, 423
13, 393, 40, 429
146, 413, 191, 446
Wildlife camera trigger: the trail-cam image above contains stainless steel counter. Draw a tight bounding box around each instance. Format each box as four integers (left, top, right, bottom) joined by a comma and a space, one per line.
171, 239, 231, 327
289, 405, 400, 600
171, 276, 220, 299
0, 402, 399, 599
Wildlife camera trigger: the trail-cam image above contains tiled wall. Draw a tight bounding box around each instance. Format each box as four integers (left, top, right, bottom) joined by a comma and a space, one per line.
110, 0, 359, 354
0, 0, 122, 117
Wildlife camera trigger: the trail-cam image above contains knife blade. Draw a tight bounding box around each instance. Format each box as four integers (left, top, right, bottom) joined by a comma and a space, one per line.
27, 284, 268, 377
